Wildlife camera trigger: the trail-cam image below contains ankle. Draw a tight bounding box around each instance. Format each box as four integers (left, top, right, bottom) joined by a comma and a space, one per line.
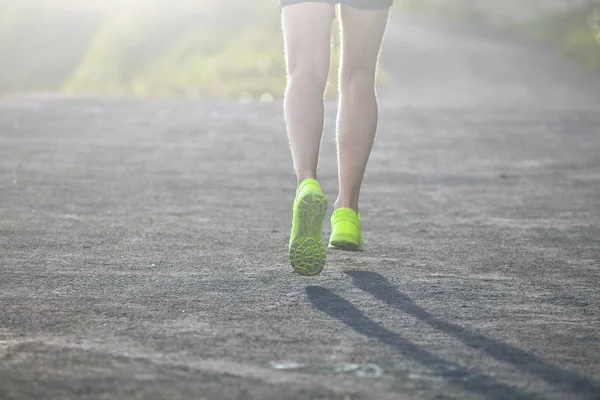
334, 200, 358, 214
297, 172, 318, 187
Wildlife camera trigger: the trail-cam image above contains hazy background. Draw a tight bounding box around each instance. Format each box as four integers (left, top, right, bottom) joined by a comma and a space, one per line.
0, 0, 598, 100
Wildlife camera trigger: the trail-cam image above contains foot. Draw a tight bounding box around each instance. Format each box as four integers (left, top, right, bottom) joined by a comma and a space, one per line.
289, 179, 328, 276
328, 208, 364, 252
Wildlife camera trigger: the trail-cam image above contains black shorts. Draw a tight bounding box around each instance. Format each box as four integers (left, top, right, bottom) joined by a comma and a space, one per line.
281, 0, 393, 10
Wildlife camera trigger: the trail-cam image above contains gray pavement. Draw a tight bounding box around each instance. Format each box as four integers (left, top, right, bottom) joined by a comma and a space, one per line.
1, 13, 599, 400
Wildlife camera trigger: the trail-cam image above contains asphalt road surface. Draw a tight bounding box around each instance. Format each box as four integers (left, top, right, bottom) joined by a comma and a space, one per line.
1, 13, 599, 400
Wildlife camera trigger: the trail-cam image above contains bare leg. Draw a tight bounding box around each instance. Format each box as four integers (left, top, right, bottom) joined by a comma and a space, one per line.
282, 3, 335, 185
335, 5, 390, 212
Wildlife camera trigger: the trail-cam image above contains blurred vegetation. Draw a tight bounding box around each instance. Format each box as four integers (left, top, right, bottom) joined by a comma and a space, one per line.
396, 0, 487, 24
520, 5, 600, 72
0, 1, 281, 98
63, 2, 292, 99
397, 0, 600, 72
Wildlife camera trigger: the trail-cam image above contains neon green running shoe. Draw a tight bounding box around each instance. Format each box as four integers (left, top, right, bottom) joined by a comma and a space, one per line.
289, 178, 328, 276
328, 208, 364, 252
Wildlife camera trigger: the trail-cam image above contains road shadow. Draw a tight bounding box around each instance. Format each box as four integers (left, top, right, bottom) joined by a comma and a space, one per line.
307, 285, 538, 399
344, 270, 599, 398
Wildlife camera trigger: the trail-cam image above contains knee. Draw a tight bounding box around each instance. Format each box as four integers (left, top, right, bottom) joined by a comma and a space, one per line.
339, 62, 376, 89
287, 64, 330, 93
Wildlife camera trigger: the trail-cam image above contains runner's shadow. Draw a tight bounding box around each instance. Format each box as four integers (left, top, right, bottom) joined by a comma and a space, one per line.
344, 270, 599, 398
307, 285, 538, 400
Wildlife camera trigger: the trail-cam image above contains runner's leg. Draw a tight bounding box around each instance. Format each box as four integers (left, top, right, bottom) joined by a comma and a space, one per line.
282, 2, 335, 185
335, 3, 390, 212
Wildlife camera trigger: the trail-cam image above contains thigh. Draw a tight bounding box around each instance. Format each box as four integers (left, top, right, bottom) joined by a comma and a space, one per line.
339, 4, 390, 74
281, 2, 336, 78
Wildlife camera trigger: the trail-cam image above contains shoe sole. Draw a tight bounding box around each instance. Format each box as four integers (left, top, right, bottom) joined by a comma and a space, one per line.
329, 236, 364, 252
289, 190, 328, 276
